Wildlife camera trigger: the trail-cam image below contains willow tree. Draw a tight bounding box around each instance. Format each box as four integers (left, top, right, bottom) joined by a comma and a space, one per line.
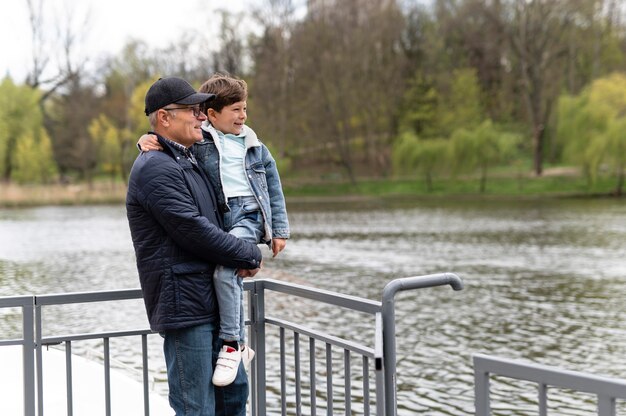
556, 72, 626, 195
393, 133, 450, 192
450, 120, 520, 192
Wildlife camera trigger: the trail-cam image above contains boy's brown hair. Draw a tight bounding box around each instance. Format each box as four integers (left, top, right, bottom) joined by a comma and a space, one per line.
199, 73, 248, 113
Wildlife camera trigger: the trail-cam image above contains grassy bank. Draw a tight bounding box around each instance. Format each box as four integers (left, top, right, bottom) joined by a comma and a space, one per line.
0, 182, 127, 208
283, 168, 621, 199
0, 168, 622, 208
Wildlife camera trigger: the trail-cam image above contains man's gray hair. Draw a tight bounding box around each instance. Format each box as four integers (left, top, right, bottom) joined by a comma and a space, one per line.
148, 111, 158, 128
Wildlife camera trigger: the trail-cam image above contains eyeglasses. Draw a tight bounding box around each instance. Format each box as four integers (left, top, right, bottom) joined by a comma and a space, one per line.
162, 106, 203, 117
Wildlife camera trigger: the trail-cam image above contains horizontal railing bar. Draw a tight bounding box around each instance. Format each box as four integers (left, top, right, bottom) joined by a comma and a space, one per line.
244, 279, 381, 314
266, 316, 375, 358
35, 289, 143, 306
0, 339, 29, 347
474, 354, 626, 398
41, 328, 153, 344
0, 295, 34, 308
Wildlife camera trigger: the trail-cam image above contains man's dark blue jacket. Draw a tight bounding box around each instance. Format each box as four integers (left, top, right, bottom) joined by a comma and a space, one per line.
126, 135, 262, 332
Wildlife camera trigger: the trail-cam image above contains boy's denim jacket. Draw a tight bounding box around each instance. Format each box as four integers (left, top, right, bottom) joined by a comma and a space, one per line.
193, 122, 290, 248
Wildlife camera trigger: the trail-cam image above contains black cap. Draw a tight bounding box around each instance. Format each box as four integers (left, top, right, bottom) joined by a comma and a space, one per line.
144, 77, 215, 115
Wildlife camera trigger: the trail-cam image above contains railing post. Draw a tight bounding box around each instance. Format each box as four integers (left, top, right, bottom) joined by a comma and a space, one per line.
597, 395, 616, 416
35, 298, 44, 416
247, 279, 266, 416
473, 364, 490, 415
23, 297, 36, 416
381, 273, 463, 416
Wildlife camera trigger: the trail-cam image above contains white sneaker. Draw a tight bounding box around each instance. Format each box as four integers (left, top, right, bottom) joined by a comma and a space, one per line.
241, 345, 255, 371
212, 345, 241, 386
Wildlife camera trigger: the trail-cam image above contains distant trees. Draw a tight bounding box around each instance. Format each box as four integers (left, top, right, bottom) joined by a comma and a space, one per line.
4, 0, 626, 193
250, 0, 408, 183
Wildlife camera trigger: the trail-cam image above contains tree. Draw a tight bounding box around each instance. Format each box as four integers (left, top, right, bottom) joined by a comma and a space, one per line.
399, 73, 441, 139
393, 132, 450, 191
0, 77, 56, 183
437, 68, 485, 136
249, 0, 298, 161
88, 115, 123, 182
451, 120, 520, 192
602, 118, 626, 195
556, 72, 626, 195
88, 79, 151, 185
285, 0, 408, 181
212, 10, 247, 75
490, 0, 573, 176
13, 127, 57, 184
46, 75, 100, 182
431, 0, 509, 121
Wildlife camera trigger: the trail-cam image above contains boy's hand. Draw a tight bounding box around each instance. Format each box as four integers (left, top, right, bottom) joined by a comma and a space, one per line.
138, 134, 163, 152
272, 238, 287, 258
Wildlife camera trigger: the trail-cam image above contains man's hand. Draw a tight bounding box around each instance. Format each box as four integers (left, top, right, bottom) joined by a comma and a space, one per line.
237, 268, 260, 278
272, 238, 287, 258
237, 260, 263, 278
138, 134, 163, 152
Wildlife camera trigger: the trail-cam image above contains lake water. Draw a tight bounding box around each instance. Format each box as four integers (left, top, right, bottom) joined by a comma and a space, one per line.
1, 197, 625, 414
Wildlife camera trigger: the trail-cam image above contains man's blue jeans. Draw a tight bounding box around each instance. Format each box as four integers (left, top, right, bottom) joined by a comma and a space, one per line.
162, 322, 249, 415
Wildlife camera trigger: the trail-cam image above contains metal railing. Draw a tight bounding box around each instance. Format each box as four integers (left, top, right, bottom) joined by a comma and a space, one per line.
1, 289, 154, 416
474, 353, 626, 416
245, 273, 463, 415
0, 273, 463, 416
0, 295, 36, 416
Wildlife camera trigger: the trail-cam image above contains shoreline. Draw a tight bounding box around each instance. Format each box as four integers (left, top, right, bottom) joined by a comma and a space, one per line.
0, 174, 623, 209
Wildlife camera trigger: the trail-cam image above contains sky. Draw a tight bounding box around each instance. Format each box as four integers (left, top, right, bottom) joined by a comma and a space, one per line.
0, 0, 250, 82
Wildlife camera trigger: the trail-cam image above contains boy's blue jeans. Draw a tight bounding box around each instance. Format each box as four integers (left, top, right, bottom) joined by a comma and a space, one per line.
214, 196, 264, 342
162, 322, 249, 415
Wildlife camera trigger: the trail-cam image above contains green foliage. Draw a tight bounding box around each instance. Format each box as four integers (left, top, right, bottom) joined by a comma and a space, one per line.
556, 72, 626, 194
87, 80, 152, 184
450, 120, 521, 192
400, 68, 485, 140
392, 131, 450, 191
130, 80, 152, 138
438, 68, 485, 135
0, 77, 57, 183
13, 127, 57, 183
399, 74, 440, 138
89, 115, 123, 180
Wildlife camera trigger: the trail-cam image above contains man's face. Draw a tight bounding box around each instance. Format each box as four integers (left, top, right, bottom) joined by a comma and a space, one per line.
162, 105, 206, 147
209, 101, 247, 135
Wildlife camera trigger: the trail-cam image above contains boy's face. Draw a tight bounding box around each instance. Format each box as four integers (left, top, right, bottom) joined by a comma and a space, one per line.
208, 101, 247, 135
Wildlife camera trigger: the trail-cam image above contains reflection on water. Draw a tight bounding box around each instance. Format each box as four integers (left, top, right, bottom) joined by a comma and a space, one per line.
1, 198, 625, 414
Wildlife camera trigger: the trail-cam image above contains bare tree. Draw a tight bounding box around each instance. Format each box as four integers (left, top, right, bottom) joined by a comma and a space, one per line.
212, 10, 247, 75
25, 0, 90, 99
249, 0, 298, 161
254, 0, 407, 182
486, 0, 573, 176
22, 0, 93, 181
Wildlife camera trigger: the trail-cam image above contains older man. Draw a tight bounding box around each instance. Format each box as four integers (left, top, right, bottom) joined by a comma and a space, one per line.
126, 77, 262, 416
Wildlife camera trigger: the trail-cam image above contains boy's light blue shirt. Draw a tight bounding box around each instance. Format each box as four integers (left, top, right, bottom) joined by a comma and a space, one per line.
217, 130, 253, 198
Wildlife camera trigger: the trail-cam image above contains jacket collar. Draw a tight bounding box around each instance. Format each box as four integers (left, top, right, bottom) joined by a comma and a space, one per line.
200, 121, 261, 149
153, 133, 197, 166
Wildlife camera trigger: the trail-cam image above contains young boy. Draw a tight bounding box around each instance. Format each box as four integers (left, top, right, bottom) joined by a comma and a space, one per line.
138, 74, 290, 386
